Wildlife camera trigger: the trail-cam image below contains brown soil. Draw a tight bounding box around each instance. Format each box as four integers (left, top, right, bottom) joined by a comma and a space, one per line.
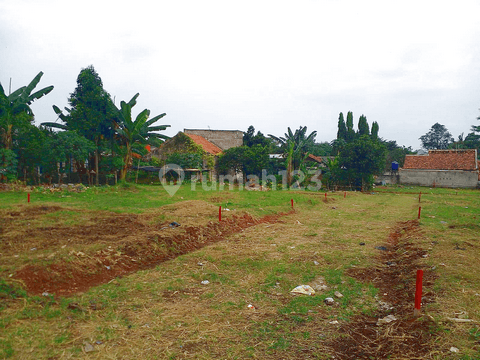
1, 201, 444, 358
3, 203, 292, 296
329, 220, 439, 359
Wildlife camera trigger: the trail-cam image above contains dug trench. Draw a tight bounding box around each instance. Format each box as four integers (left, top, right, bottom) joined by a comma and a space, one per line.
6, 204, 293, 297
329, 219, 439, 359
3, 204, 441, 359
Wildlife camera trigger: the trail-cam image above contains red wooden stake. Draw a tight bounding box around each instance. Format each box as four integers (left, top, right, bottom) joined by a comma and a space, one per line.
28, 193, 30, 203
419, 192, 422, 203
325, 193, 327, 200
414, 269, 424, 316
291, 199, 294, 209
219, 206, 221, 222
418, 206, 422, 219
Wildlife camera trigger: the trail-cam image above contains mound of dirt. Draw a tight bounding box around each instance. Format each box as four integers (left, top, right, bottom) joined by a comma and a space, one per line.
10, 202, 293, 296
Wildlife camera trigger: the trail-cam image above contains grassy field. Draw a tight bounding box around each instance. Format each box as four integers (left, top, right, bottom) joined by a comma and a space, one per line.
0, 183, 479, 359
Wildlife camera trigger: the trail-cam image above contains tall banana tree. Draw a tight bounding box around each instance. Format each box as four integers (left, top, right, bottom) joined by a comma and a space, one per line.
114, 93, 170, 180
41, 105, 71, 131
0, 72, 53, 149
269, 126, 317, 186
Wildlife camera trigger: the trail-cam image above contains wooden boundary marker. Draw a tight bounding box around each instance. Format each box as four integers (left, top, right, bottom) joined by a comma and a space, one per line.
414, 269, 424, 316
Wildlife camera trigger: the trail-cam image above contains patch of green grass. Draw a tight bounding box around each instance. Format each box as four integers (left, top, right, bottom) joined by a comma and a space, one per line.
204, 271, 235, 285
279, 295, 325, 315
53, 332, 70, 344
323, 268, 343, 285
0, 338, 14, 358
0, 279, 27, 302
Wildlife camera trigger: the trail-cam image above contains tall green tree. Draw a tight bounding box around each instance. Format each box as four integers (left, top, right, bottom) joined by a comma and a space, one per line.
217, 147, 247, 178
463, 132, 480, 150
0, 72, 53, 182
57, 65, 115, 185
217, 145, 269, 180
0, 72, 53, 151
338, 135, 386, 191
371, 121, 379, 139
41, 131, 96, 184
243, 125, 271, 148
357, 114, 369, 137
419, 123, 454, 150
14, 125, 47, 184
346, 111, 355, 142
336, 112, 347, 141
113, 93, 170, 181
308, 142, 333, 156
269, 126, 317, 186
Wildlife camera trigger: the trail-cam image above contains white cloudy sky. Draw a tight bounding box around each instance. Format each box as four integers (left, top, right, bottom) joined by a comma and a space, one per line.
1, 0, 479, 150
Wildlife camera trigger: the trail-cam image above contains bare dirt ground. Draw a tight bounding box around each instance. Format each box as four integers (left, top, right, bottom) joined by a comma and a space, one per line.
329, 220, 439, 359
0, 201, 442, 359
1, 202, 291, 296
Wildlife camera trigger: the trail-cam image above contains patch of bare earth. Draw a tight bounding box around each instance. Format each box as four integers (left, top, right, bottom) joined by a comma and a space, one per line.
0, 203, 292, 296
329, 220, 439, 359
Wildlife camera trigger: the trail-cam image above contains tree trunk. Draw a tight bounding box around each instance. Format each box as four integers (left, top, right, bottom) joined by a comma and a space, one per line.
135, 157, 141, 184
95, 139, 99, 186
5, 124, 13, 150
120, 145, 131, 181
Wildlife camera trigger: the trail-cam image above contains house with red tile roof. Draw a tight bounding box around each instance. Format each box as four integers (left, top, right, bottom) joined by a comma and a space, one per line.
150, 130, 243, 181
151, 132, 223, 164
400, 149, 479, 188
184, 134, 222, 155
183, 129, 243, 150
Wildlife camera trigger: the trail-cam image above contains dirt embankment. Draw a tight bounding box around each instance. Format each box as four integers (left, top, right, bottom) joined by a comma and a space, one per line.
2, 203, 292, 296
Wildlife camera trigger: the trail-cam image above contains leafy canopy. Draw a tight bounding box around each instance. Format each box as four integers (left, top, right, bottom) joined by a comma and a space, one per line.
217, 145, 269, 178
419, 123, 454, 150
0, 71, 53, 150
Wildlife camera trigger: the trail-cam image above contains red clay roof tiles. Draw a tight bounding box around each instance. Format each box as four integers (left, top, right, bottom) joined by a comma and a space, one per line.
185, 134, 223, 155
307, 154, 323, 163
403, 149, 478, 171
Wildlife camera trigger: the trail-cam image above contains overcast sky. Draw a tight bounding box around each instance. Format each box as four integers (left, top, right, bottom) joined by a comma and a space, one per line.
1, 0, 479, 150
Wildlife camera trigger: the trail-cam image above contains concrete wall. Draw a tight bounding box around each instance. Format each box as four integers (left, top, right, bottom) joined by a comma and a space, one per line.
375, 173, 400, 185
184, 129, 243, 150
399, 169, 479, 189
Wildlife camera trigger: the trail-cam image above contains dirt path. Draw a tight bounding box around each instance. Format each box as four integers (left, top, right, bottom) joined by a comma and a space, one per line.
329, 220, 439, 359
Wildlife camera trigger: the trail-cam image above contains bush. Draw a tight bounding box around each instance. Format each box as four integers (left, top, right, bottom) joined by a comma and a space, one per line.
0, 149, 18, 182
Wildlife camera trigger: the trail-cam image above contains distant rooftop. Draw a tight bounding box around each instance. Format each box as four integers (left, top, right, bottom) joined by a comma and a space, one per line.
184, 129, 243, 150
403, 149, 478, 171
185, 134, 223, 155
184, 128, 242, 132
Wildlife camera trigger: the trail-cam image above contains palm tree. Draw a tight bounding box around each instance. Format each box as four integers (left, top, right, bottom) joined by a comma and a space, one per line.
113, 93, 170, 180
269, 126, 317, 186
0, 72, 53, 150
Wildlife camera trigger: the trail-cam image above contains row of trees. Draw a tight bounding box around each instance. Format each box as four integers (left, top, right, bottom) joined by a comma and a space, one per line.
420, 122, 480, 151
219, 111, 480, 191
0, 72, 54, 182
0, 66, 170, 185
217, 116, 383, 190
2, 66, 479, 188
325, 112, 386, 190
